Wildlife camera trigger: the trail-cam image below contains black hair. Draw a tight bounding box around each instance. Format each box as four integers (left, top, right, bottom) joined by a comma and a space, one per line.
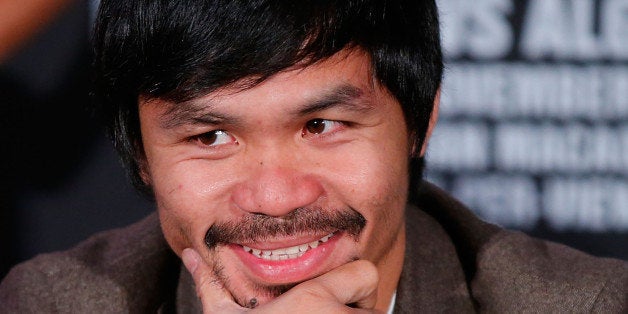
92, 0, 442, 197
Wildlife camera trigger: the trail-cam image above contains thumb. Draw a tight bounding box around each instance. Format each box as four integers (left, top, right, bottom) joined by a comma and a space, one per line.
181, 248, 243, 313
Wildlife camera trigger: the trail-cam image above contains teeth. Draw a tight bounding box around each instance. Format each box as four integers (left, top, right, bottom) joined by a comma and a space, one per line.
285, 246, 300, 255
241, 232, 334, 261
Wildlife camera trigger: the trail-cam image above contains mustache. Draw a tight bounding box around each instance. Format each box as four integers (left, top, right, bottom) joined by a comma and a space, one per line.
204, 207, 366, 249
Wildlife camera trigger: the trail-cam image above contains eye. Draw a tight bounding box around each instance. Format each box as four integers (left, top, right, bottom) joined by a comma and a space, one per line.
302, 119, 344, 136
193, 130, 237, 147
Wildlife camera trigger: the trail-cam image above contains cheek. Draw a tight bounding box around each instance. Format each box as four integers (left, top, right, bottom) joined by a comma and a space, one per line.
326, 138, 409, 205
150, 159, 236, 254
361, 148, 408, 228
322, 132, 409, 259
157, 209, 192, 254
319, 148, 408, 257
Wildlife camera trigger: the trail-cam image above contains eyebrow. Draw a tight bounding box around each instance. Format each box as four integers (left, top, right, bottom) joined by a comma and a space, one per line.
293, 84, 374, 116
158, 100, 240, 130
156, 83, 373, 130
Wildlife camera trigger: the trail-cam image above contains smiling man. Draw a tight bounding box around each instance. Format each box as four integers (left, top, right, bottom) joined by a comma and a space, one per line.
1, 0, 627, 313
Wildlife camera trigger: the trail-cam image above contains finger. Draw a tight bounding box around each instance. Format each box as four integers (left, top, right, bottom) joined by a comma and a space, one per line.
181, 248, 243, 313
297, 259, 379, 309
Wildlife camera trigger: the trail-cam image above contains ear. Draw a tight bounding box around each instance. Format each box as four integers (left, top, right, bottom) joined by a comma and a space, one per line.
135, 142, 153, 186
138, 158, 152, 186
136, 96, 153, 187
418, 87, 440, 157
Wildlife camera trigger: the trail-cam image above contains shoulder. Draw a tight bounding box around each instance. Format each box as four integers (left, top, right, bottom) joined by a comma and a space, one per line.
0, 213, 180, 312
0, 250, 128, 312
413, 180, 628, 312
472, 230, 628, 312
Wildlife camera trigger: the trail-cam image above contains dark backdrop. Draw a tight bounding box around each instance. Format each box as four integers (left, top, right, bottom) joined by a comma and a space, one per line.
1, 0, 153, 279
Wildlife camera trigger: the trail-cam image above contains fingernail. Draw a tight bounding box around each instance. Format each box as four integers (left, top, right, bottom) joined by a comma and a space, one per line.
181, 248, 199, 273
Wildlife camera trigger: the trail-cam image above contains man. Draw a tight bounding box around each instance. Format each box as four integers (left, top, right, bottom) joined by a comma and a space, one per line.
1, 0, 627, 312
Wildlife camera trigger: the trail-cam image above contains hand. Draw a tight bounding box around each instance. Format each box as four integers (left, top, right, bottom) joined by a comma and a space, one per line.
181, 248, 382, 313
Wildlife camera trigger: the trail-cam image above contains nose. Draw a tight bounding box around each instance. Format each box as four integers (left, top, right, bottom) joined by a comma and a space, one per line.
232, 154, 324, 217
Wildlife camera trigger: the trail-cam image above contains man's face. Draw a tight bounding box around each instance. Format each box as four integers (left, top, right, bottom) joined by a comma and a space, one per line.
139, 50, 410, 306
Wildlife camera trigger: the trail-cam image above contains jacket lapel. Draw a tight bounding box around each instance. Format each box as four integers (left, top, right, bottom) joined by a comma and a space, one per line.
394, 204, 476, 313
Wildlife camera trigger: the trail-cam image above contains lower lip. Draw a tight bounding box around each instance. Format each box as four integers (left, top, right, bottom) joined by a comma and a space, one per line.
228, 233, 341, 284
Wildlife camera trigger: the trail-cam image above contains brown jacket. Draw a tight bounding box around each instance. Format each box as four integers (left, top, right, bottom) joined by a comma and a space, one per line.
1, 182, 627, 313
